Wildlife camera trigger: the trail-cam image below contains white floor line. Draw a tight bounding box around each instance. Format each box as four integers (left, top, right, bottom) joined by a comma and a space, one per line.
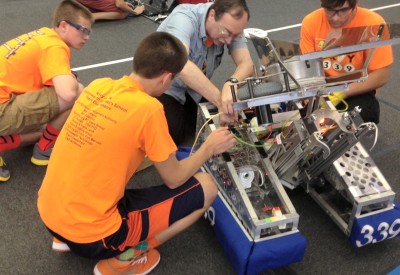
72, 3, 400, 71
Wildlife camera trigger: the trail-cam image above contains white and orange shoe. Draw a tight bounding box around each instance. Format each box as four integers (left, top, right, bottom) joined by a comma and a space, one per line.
94, 249, 160, 275
52, 237, 71, 252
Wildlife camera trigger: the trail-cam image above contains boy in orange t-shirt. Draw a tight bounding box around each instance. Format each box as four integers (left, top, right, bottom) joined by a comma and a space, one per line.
0, 0, 93, 181
38, 32, 236, 275
300, 0, 393, 123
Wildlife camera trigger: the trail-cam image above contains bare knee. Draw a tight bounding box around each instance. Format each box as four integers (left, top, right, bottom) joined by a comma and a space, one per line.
78, 82, 85, 94
194, 172, 218, 209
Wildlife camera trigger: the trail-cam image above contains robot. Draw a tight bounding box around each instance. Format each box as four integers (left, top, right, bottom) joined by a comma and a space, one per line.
195, 24, 400, 247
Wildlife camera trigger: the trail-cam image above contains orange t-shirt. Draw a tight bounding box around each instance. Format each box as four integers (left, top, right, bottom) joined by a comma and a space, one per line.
0, 27, 72, 103
300, 7, 393, 76
38, 76, 177, 243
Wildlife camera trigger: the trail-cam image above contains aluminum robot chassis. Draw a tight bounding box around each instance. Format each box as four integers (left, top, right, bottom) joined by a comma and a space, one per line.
195, 25, 400, 246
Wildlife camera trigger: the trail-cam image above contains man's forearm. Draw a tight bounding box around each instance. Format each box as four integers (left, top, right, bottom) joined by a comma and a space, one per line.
347, 66, 391, 97
227, 49, 254, 82
179, 60, 222, 108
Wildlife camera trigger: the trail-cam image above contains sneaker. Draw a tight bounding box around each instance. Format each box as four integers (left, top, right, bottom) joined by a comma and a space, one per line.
94, 249, 160, 275
31, 143, 53, 166
52, 237, 71, 252
0, 156, 10, 182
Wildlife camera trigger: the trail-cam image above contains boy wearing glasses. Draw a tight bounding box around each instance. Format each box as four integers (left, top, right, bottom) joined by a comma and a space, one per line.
38, 32, 236, 275
0, 0, 93, 181
157, 0, 254, 146
300, 0, 393, 123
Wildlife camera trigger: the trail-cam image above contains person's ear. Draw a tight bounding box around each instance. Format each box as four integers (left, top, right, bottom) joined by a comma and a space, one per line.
57, 20, 68, 33
161, 72, 170, 86
208, 8, 216, 21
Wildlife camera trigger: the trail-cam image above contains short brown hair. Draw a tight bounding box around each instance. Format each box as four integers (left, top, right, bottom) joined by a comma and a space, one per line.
52, 0, 93, 27
133, 32, 188, 79
211, 0, 250, 21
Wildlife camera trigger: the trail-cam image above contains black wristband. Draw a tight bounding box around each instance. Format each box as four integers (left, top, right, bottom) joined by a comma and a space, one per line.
226, 77, 239, 84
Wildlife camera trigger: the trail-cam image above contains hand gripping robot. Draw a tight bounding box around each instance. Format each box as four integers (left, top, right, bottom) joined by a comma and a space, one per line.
196, 24, 400, 249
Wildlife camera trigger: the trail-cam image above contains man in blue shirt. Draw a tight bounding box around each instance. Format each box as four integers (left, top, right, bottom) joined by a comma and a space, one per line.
157, 0, 254, 145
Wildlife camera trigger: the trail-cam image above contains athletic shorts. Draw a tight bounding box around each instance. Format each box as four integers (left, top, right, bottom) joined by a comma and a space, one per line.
47, 176, 205, 259
0, 87, 59, 136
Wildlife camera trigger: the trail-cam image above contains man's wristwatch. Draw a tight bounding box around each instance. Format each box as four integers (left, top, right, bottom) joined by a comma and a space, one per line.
225, 77, 239, 84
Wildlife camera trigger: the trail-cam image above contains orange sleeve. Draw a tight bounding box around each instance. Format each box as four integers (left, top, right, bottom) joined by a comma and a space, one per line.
142, 106, 177, 162
300, 12, 318, 54
39, 45, 72, 86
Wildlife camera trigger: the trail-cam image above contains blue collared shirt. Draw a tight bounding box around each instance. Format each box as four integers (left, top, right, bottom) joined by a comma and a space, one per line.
157, 3, 248, 104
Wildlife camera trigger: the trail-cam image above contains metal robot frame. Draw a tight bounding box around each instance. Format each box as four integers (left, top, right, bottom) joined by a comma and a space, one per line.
195, 24, 400, 245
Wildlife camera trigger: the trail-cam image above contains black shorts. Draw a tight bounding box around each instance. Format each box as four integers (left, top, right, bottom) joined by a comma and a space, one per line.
47, 177, 204, 259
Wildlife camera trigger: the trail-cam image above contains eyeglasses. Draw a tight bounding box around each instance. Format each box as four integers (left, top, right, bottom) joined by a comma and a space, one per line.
322, 5, 354, 17
65, 20, 92, 36
217, 23, 234, 38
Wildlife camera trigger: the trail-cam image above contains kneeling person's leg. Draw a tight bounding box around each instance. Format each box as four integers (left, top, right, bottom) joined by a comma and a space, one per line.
122, 173, 217, 249
152, 172, 218, 244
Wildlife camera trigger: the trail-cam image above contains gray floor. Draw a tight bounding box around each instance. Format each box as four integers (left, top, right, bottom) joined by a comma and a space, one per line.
1, 0, 400, 274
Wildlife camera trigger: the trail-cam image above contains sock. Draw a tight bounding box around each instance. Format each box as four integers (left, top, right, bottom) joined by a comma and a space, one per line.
118, 249, 136, 261
0, 134, 21, 153
117, 238, 161, 261
37, 124, 60, 151
145, 237, 161, 251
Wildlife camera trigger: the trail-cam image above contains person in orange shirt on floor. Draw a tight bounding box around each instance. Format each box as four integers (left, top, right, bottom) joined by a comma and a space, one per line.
300, 0, 393, 123
0, 0, 93, 182
76, 0, 145, 21
37, 31, 236, 275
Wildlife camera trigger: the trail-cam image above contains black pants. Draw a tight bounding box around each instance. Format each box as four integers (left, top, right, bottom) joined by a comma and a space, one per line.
157, 93, 198, 146
336, 91, 380, 124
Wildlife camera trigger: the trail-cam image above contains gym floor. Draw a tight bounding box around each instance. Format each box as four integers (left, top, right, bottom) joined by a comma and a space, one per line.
0, 0, 399, 274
